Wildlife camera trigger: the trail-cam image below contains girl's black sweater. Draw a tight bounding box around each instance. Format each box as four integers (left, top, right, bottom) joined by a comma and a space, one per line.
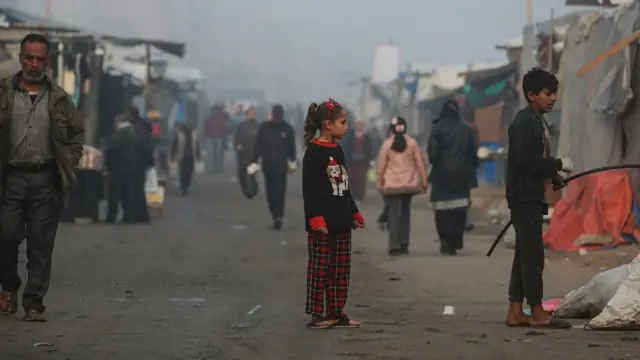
302, 139, 364, 233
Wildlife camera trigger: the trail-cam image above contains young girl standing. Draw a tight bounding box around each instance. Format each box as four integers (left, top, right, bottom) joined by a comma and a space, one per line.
302, 99, 365, 329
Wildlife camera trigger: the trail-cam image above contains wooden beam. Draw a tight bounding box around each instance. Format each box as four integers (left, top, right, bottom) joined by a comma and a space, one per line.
577, 31, 640, 76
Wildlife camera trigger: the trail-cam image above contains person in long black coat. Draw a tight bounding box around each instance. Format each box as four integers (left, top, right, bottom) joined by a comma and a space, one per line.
104, 116, 146, 223
125, 106, 153, 223
427, 100, 478, 255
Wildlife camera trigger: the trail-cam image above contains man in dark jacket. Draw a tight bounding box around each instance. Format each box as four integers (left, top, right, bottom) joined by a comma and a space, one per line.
0, 34, 83, 321
105, 115, 142, 223
504, 68, 574, 329
234, 107, 260, 196
249, 104, 296, 230
427, 100, 477, 255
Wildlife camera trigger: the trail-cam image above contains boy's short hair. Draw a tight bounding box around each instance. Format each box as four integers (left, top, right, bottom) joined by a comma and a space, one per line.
522, 68, 559, 102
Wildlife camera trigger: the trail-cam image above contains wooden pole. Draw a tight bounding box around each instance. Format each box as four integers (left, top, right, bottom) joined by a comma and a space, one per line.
526, 0, 533, 25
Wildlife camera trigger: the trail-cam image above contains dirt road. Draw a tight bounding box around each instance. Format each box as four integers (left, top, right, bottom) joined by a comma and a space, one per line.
0, 173, 638, 359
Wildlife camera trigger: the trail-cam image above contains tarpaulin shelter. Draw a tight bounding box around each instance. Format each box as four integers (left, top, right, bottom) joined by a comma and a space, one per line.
545, 2, 640, 252
462, 62, 518, 110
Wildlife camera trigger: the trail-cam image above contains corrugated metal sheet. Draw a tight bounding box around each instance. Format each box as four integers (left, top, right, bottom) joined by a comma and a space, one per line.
0, 7, 77, 31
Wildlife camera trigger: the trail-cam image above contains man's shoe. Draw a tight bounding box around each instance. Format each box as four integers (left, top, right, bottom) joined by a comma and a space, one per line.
272, 218, 283, 230
23, 309, 47, 322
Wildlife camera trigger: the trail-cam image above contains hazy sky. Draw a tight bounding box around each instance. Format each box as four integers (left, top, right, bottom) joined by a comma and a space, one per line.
16, 0, 587, 105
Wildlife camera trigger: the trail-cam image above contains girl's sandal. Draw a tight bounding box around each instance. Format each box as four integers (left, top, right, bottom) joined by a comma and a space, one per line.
306, 318, 336, 329
335, 315, 361, 328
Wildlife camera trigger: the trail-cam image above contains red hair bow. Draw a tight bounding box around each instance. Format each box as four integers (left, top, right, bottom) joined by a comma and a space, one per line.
324, 98, 340, 111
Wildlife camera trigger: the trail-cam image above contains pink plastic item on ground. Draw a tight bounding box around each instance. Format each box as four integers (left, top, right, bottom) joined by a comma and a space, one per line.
542, 298, 563, 313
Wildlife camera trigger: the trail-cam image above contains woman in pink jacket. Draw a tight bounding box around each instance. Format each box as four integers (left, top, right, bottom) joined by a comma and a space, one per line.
376, 117, 428, 256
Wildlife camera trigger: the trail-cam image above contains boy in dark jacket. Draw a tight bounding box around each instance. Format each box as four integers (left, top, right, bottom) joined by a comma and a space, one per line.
505, 68, 574, 329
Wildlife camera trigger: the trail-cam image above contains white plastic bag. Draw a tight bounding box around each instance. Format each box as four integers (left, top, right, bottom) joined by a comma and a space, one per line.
195, 160, 205, 174
144, 167, 160, 193
554, 264, 630, 319
169, 162, 179, 178
502, 227, 516, 249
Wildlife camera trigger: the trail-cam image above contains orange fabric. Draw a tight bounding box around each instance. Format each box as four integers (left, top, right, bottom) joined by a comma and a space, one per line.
544, 170, 639, 252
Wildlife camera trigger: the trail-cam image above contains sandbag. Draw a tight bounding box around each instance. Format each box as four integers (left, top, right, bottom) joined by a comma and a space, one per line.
587, 253, 640, 330
554, 264, 630, 319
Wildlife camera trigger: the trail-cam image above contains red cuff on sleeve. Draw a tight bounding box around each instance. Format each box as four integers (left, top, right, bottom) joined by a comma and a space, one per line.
352, 212, 365, 224
309, 216, 327, 230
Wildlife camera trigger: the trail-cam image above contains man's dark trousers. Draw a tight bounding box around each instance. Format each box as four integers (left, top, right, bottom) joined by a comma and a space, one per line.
263, 169, 287, 220
0, 166, 61, 312
508, 202, 545, 305
106, 170, 136, 223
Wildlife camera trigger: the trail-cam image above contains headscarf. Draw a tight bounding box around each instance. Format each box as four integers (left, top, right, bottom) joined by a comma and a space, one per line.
439, 99, 460, 120
389, 116, 408, 152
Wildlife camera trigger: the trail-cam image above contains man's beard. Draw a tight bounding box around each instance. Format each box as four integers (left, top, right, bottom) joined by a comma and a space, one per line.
22, 70, 45, 84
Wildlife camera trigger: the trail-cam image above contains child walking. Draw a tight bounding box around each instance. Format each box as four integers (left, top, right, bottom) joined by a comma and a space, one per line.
302, 98, 365, 329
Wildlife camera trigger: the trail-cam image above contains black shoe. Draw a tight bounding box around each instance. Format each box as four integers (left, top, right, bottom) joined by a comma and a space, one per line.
399, 245, 409, 255
464, 223, 475, 232
272, 218, 283, 230
388, 249, 401, 256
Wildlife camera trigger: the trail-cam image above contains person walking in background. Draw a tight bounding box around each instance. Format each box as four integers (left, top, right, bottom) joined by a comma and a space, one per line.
376, 117, 428, 256
0, 33, 84, 321
125, 105, 153, 223
228, 104, 244, 141
171, 121, 201, 196
105, 115, 142, 223
234, 107, 260, 196
126, 105, 152, 143
346, 120, 372, 201
247, 104, 297, 230
204, 104, 228, 173
427, 100, 477, 256
302, 99, 364, 329
369, 126, 383, 160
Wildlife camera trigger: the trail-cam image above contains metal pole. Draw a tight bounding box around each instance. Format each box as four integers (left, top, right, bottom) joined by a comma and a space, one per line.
86, 45, 104, 146
143, 43, 151, 115
549, 8, 554, 72
359, 78, 366, 121
526, 0, 533, 25
56, 42, 64, 87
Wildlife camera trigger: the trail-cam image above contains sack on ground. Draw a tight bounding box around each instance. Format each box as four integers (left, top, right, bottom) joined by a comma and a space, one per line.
554, 264, 630, 319
587, 253, 640, 330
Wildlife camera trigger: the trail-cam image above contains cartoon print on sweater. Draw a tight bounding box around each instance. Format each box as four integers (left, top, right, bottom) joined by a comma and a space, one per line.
326, 157, 349, 196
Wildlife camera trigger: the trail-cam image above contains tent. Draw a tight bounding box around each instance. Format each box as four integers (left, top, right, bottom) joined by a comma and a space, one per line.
545, 2, 640, 252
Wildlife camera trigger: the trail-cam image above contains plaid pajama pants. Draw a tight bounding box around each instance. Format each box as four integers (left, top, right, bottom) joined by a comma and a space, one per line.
305, 231, 352, 317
